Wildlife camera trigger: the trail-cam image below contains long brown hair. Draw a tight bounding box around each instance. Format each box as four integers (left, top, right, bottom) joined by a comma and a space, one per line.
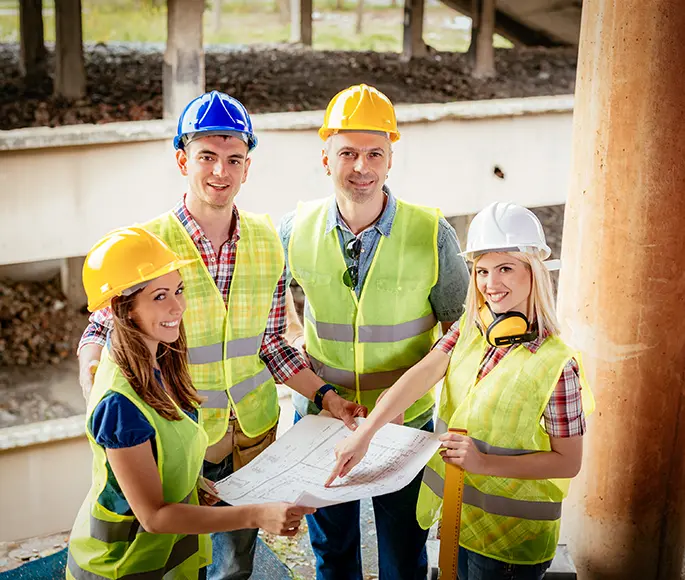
110, 292, 202, 421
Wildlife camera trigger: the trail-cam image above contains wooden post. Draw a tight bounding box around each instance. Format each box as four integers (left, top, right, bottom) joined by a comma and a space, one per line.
19, 0, 47, 89
402, 0, 427, 60
558, 0, 685, 577
164, 0, 205, 120
54, 0, 86, 98
355, 0, 364, 35
289, 0, 313, 45
468, 0, 496, 78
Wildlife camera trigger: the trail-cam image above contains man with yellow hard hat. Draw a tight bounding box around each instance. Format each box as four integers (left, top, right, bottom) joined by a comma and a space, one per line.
77, 90, 366, 580
279, 84, 470, 579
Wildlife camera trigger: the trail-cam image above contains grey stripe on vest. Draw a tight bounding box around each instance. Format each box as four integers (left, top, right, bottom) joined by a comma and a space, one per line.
305, 302, 355, 342
188, 342, 223, 365
358, 367, 409, 390
67, 534, 199, 579
422, 465, 445, 498
230, 367, 272, 404
308, 355, 410, 391
471, 438, 539, 457
435, 418, 448, 435
305, 302, 436, 344
164, 533, 199, 574
463, 484, 562, 521
90, 490, 194, 543
197, 389, 230, 409
358, 313, 437, 343
225, 334, 264, 359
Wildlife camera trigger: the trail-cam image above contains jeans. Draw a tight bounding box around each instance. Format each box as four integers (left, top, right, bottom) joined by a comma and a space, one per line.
203, 454, 258, 580
295, 411, 431, 580
457, 547, 552, 580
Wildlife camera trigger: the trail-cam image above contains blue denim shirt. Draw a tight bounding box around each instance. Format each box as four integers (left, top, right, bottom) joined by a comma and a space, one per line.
278, 188, 471, 426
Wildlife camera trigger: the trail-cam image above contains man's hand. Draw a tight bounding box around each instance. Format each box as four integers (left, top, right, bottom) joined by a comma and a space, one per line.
322, 392, 367, 431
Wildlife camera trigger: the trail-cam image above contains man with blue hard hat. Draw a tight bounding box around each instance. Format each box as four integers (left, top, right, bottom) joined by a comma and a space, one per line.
78, 90, 367, 580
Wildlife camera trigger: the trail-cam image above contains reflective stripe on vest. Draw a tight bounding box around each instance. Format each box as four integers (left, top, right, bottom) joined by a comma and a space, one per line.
67, 534, 199, 580
198, 367, 272, 407
188, 333, 264, 365
89, 490, 193, 543
308, 354, 409, 391
305, 302, 437, 344
422, 465, 561, 521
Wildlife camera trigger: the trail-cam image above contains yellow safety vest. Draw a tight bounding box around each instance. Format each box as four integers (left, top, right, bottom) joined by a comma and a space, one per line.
145, 211, 283, 443
289, 197, 440, 422
416, 318, 595, 565
67, 353, 211, 579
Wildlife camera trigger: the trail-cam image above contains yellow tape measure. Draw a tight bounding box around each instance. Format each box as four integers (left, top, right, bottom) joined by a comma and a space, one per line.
438, 428, 467, 580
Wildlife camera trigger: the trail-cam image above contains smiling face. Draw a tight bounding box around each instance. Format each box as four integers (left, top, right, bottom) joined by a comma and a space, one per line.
129, 271, 186, 354
322, 132, 392, 204
475, 253, 532, 317
176, 135, 251, 210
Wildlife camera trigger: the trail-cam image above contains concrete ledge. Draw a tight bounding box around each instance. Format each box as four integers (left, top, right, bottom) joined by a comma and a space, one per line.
0, 95, 574, 152
0, 415, 86, 451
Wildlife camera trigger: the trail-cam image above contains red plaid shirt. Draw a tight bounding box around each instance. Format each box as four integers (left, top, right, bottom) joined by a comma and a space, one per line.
78, 198, 309, 386
435, 322, 586, 438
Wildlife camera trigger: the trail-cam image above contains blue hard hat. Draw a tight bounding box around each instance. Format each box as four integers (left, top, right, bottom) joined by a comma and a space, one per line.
173, 91, 258, 151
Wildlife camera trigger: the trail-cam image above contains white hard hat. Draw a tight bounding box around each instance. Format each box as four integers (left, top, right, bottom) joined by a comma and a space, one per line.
462, 202, 552, 262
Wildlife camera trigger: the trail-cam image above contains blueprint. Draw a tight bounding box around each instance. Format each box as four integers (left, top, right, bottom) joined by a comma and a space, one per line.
214, 414, 441, 508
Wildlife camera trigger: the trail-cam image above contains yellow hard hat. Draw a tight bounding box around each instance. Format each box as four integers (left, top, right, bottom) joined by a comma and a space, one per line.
319, 84, 400, 142
82, 227, 195, 312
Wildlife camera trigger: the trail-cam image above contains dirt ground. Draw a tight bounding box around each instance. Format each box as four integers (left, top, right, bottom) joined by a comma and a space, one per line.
0, 42, 576, 130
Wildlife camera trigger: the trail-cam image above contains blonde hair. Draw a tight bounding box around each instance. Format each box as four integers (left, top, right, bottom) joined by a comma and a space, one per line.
463, 251, 560, 338
110, 292, 202, 421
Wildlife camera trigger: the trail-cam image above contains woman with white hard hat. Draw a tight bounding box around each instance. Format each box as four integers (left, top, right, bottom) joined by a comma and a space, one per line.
67, 227, 314, 580
325, 202, 594, 579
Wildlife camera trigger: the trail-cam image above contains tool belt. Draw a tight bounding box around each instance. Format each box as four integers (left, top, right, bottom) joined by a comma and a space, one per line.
204, 417, 277, 470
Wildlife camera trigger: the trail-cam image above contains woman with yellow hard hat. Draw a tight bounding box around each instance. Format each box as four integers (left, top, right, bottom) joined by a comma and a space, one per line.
325, 202, 595, 579
67, 227, 314, 580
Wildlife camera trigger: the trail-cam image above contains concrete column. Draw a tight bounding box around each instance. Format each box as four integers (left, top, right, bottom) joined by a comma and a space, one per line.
468, 0, 495, 78
402, 0, 427, 60
450, 214, 476, 250
60, 256, 87, 309
54, 0, 86, 98
164, 0, 205, 120
289, 0, 313, 46
19, 0, 47, 88
557, 1, 685, 579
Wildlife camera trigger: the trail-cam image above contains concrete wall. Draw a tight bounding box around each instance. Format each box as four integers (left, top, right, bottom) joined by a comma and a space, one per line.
0, 95, 573, 267
0, 417, 91, 542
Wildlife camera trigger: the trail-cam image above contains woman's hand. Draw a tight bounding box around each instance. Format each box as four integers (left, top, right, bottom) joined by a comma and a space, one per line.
198, 477, 221, 506
325, 430, 372, 487
439, 433, 489, 475
254, 503, 316, 536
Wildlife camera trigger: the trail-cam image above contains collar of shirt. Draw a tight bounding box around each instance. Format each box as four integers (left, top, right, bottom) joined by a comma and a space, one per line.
173, 195, 241, 247
325, 185, 397, 237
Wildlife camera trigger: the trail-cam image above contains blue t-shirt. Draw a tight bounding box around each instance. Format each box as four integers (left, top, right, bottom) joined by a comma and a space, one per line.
89, 369, 198, 515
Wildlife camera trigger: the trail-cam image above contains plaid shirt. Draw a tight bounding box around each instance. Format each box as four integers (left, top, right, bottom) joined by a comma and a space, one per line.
78, 198, 309, 386
435, 322, 586, 438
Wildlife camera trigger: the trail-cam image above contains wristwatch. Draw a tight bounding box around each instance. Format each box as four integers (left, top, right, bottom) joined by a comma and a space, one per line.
314, 384, 338, 411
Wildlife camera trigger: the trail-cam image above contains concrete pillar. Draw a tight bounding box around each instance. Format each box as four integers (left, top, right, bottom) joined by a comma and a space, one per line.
468, 0, 496, 78
402, 0, 427, 60
557, 1, 685, 579
164, 0, 205, 120
19, 0, 47, 88
54, 0, 86, 99
60, 256, 87, 309
450, 214, 476, 251
289, 0, 313, 46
